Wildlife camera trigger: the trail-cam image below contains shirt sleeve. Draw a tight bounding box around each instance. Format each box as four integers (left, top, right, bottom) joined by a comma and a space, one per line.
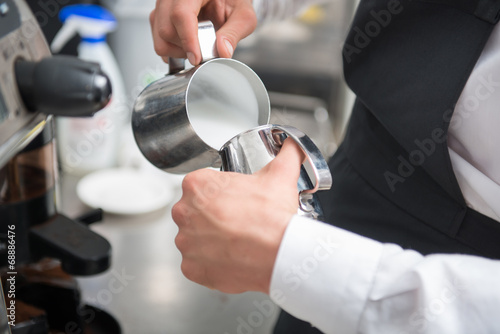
252, 0, 329, 22
270, 215, 500, 334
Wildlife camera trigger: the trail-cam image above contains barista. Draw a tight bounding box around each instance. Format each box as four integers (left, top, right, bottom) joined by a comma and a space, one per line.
151, 0, 500, 333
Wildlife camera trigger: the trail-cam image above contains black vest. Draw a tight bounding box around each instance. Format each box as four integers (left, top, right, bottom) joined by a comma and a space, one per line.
344, 0, 498, 206
334, 0, 500, 259
275, 1, 500, 332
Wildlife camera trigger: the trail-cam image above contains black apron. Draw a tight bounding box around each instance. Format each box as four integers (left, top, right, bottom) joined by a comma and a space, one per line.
274, 0, 500, 332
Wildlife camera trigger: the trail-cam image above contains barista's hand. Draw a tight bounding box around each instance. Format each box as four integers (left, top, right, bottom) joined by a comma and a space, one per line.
150, 0, 257, 65
171, 139, 304, 294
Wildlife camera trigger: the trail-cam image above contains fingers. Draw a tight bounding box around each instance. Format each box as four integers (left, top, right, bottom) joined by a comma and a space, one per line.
180, 259, 207, 286
215, 4, 257, 58
171, 148, 294, 293
150, 0, 203, 64
151, 0, 257, 63
171, 4, 203, 64
258, 138, 305, 188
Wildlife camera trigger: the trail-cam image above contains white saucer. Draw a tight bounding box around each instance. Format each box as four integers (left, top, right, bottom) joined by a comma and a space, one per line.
76, 168, 174, 215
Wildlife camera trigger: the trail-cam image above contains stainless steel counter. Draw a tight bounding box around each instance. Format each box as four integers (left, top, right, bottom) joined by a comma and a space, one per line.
59, 172, 279, 334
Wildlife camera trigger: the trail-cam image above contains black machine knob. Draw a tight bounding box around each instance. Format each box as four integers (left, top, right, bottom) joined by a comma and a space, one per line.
29, 214, 111, 276
14, 55, 112, 117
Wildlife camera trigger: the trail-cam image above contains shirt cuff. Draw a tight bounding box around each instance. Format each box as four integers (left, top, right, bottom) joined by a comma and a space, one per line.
269, 215, 384, 334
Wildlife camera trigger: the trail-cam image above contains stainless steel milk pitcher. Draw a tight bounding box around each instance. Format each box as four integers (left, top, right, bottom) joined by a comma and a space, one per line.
132, 21, 270, 174
220, 124, 332, 219
132, 21, 332, 219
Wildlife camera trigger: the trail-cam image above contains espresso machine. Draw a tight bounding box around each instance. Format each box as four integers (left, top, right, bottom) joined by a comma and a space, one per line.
0, 0, 120, 332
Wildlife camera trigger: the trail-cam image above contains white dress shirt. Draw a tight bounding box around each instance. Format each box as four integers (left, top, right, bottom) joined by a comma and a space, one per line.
448, 22, 500, 221
271, 216, 500, 334
258, 1, 500, 333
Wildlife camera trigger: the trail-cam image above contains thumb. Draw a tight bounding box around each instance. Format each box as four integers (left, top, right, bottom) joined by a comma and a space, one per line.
258, 138, 305, 187
215, 5, 257, 58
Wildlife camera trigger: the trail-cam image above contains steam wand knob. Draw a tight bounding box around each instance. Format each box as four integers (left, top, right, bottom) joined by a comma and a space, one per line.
15, 55, 112, 117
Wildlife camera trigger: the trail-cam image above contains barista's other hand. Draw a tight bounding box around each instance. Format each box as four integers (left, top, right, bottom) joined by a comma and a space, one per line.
171, 139, 304, 294
150, 0, 257, 65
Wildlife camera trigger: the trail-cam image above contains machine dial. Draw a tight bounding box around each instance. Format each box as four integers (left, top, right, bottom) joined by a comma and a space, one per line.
15, 55, 112, 117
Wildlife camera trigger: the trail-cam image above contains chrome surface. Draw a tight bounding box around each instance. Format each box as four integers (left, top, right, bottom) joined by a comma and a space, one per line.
132, 23, 270, 174
220, 124, 332, 218
220, 124, 279, 175
198, 20, 218, 62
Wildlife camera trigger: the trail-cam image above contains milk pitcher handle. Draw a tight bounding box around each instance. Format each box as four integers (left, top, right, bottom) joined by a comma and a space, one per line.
168, 20, 218, 74
271, 125, 333, 213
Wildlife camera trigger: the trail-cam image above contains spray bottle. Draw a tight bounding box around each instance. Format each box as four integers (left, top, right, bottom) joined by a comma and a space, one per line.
51, 4, 128, 175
